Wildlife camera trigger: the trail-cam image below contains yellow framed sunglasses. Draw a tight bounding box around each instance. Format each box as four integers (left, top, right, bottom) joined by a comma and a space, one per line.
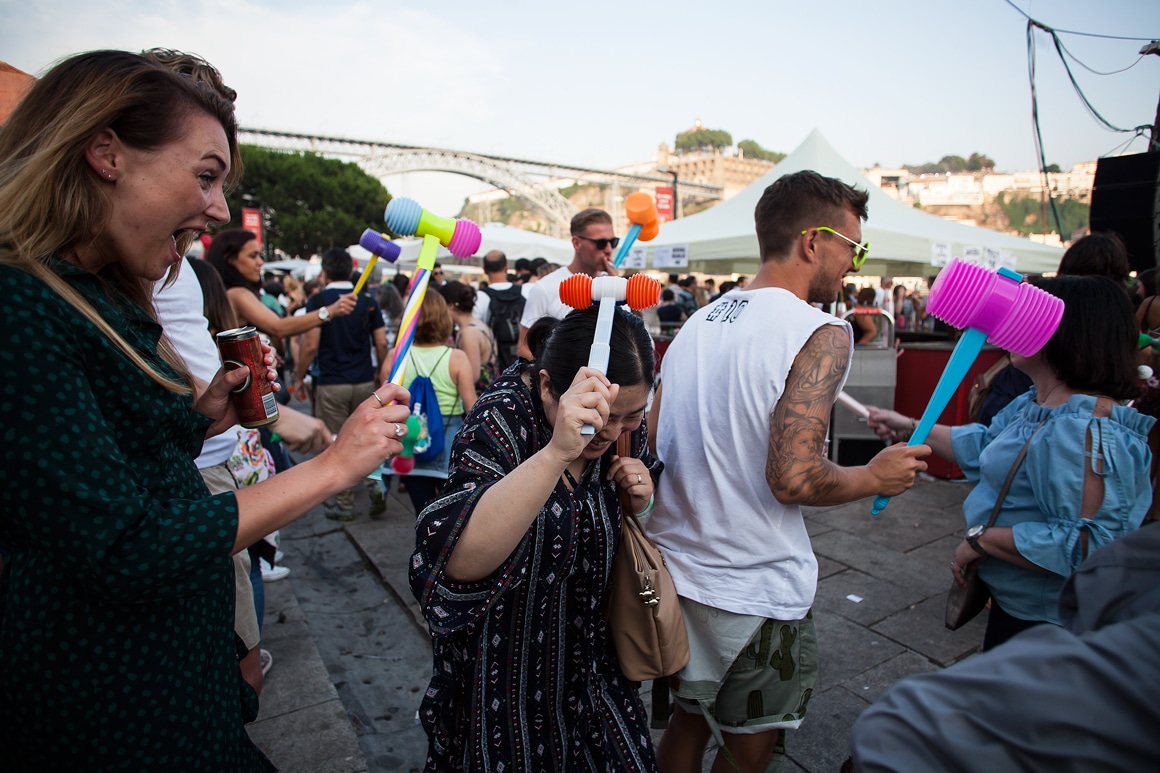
802, 226, 870, 269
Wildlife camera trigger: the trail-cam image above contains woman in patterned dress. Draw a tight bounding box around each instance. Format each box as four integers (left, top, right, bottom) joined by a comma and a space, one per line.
0, 50, 410, 771
410, 309, 662, 772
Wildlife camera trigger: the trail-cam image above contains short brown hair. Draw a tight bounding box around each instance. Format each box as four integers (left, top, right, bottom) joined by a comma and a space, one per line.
414, 287, 453, 345
570, 208, 612, 237
754, 170, 869, 263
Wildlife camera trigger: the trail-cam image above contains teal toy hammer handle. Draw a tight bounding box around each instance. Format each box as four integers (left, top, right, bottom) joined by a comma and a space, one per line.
871, 327, 987, 515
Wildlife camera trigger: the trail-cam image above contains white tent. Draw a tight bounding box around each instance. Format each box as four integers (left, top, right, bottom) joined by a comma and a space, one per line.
260, 257, 318, 279
647, 130, 1064, 277
369, 222, 574, 271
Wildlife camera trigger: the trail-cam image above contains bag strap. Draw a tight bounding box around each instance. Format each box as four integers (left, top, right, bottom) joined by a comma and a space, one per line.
474, 321, 497, 361
985, 416, 1050, 528
616, 433, 636, 518
412, 346, 451, 380
1078, 396, 1113, 558
979, 353, 1011, 383
969, 353, 1011, 421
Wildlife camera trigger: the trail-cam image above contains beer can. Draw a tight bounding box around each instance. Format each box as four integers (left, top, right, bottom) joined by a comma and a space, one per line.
216, 326, 280, 428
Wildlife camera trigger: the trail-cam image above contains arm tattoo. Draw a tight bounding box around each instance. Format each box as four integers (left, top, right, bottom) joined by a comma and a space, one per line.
767, 325, 851, 503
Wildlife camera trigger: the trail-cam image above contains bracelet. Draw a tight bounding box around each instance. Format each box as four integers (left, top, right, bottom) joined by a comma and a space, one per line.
897, 417, 918, 442
634, 494, 655, 518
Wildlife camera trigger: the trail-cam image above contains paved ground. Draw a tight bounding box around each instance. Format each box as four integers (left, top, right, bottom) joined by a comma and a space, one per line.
248, 467, 982, 772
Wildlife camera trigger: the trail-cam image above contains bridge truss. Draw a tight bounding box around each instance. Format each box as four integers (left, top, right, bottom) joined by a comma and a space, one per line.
238, 128, 723, 237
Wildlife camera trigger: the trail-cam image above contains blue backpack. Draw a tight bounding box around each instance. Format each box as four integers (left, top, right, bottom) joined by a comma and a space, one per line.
408, 349, 449, 463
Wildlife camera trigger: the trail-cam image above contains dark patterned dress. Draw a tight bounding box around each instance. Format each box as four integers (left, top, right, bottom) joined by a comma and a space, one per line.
410, 367, 661, 772
0, 261, 273, 772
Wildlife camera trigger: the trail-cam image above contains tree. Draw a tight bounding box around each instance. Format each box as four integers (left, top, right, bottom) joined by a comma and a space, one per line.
1056, 198, 1090, 238
675, 127, 733, 154
1045, 163, 1062, 173
967, 152, 996, 172
905, 153, 997, 175
737, 139, 786, 163
938, 155, 969, 173
224, 145, 391, 258
907, 161, 944, 175
997, 192, 1089, 239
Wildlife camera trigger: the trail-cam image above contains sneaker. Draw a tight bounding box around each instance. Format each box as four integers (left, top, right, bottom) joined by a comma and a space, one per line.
275, 549, 285, 563
262, 564, 291, 583
368, 486, 387, 518
324, 505, 355, 522
260, 649, 273, 677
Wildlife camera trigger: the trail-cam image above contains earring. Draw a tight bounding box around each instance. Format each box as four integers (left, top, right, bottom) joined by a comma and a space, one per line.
101, 168, 113, 180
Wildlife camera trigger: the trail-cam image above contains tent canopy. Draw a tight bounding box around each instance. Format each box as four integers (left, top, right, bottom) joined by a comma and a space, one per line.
647, 130, 1064, 278
260, 258, 315, 277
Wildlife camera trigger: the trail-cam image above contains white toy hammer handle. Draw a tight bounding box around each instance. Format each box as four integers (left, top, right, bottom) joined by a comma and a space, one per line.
556, 273, 661, 436
581, 296, 618, 435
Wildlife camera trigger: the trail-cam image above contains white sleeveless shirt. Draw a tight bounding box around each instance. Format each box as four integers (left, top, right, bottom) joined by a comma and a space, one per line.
646, 287, 851, 619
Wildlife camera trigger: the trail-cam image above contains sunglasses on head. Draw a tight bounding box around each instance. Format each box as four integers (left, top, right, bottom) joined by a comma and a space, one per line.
802, 226, 870, 269
577, 235, 620, 250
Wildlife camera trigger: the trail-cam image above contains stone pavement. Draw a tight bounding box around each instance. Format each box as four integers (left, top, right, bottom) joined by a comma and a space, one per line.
247, 576, 369, 772
249, 471, 983, 772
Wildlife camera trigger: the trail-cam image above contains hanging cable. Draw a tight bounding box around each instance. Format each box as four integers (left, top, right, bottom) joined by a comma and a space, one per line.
1101, 129, 1149, 159
1045, 27, 1152, 135
1004, 0, 1158, 42
1013, 1, 1160, 237
1057, 38, 1145, 76
1026, 21, 1066, 239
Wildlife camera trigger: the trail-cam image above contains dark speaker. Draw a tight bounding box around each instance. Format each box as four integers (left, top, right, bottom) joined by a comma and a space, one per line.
1090, 153, 1160, 272
834, 438, 886, 468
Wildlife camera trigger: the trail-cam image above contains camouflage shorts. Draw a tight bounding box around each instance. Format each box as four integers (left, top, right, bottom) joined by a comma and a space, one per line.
674, 611, 818, 731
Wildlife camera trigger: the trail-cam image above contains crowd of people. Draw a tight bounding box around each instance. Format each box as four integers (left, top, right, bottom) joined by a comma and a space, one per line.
2, 46, 1158, 773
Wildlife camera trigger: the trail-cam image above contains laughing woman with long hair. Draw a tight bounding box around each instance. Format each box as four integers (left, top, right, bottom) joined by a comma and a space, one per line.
0, 50, 409, 771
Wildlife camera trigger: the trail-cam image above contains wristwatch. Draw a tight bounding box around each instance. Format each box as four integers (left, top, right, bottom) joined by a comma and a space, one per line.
318, 306, 331, 323
965, 524, 990, 557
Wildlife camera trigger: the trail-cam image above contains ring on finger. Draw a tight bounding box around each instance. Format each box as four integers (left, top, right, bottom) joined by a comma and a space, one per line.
371, 392, 385, 408
393, 422, 407, 438
636, 473, 642, 485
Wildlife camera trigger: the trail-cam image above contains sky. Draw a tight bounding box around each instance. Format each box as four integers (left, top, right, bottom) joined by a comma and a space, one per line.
2, 0, 1158, 217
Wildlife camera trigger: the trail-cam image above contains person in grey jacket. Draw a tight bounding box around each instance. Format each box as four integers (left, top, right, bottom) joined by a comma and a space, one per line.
849, 523, 1160, 772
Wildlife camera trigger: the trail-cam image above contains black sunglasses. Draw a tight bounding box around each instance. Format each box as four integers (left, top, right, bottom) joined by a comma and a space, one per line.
577, 235, 620, 250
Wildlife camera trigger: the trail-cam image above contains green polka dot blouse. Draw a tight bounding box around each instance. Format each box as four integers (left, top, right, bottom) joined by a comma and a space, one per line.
0, 260, 273, 771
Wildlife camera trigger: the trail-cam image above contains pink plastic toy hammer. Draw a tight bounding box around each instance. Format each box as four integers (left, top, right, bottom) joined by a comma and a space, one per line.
871, 259, 1064, 515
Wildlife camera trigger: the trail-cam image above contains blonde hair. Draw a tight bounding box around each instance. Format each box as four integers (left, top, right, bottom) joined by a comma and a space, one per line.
0, 50, 242, 393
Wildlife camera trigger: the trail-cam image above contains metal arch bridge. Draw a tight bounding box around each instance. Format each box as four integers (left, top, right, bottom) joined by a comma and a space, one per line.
238, 128, 724, 236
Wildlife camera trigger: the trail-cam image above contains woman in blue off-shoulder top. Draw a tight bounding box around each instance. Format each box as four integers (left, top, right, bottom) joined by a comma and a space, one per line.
870, 275, 1153, 650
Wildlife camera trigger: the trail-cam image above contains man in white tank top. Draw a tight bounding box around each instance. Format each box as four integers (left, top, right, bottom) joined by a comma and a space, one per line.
646, 170, 931, 772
